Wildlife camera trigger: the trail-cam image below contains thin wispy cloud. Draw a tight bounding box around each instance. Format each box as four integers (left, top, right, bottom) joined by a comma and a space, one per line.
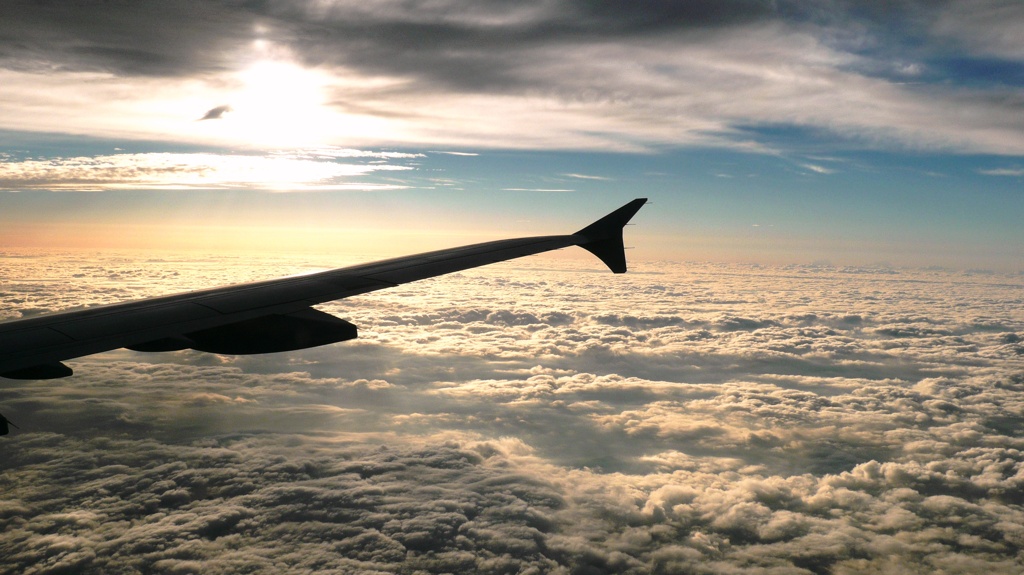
0, 152, 413, 192
562, 173, 611, 181
798, 163, 837, 175
294, 148, 425, 160
979, 167, 1024, 177
501, 188, 574, 192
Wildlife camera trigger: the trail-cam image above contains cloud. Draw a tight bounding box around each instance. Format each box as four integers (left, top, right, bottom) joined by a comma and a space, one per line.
798, 163, 836, 174
0, 2, 255, 77
198, 104, 232, 121
0, 150, 414, 192
1, 2, 1023, 152
979, 167, 1024, 177
562, 173, 612, 181
2, 247, 1024, 572
931, 0, 1024, 60
500, 188, 574, 192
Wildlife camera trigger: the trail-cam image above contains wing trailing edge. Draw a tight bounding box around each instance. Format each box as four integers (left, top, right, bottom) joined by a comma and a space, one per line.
0, 199, 648, 380
126, 308, 358, 355
0, 362, 73, 380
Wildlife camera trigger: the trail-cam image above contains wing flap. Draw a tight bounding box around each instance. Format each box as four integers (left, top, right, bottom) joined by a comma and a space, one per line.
0, 362, 73, 380
185, 308, 357, 355
127, 308, 359, 355
126, 336, 195, 352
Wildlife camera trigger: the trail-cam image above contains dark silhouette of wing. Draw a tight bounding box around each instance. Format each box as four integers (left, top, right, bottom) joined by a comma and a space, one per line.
0, 199, 647, 380
0, 414, 17, 435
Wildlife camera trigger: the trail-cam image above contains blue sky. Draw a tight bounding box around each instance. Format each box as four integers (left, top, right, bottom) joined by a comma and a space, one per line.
0, 1, 1021, 270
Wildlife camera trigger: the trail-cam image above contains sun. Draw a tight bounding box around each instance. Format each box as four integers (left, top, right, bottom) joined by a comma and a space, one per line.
223, 59, 338, 147
188, 47, 404, 150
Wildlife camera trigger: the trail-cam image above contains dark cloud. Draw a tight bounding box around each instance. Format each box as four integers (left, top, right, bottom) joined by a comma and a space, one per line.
199, 104, 233, 121
0, 0, 258, 76
0, 0, 777, 100
0, 1, 993, 90
1, 1, 1021, 152
263, 0, 789, 92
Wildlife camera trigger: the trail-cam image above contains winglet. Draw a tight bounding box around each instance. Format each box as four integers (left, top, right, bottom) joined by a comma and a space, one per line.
573, 198, 648, 273
0, 413, 18, 435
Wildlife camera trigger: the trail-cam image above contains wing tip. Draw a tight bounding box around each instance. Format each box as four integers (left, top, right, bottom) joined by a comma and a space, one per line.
574, 198, 648, 240
573, 198, 648, 273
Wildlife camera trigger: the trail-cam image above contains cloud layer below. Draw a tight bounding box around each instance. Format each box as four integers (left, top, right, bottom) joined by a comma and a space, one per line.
2, 250, 1023, 573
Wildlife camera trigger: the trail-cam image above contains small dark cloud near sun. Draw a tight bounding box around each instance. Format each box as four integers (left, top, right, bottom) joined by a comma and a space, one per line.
198, 105, 232, 121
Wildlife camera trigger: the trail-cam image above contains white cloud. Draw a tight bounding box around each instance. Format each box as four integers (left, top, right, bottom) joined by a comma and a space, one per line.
500, 188, 574, 192
562, 173, 612, 181
979, 167, 1024, 177
799, 163, 837, 174
1, 253, 1023, 573
0, 152, 413, 192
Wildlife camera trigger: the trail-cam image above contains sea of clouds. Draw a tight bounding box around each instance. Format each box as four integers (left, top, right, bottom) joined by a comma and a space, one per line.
2, 250, 1023, 574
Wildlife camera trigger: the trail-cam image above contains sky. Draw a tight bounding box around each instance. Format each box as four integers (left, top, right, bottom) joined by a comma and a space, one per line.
0, 0, 1021, 269
2, 2, 1024, 574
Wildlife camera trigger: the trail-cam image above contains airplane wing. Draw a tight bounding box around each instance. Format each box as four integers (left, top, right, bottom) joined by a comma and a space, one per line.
0, 198, 647, 380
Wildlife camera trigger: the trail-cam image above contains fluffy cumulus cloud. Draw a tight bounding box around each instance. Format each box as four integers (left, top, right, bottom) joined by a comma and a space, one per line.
2, 250, 1023, 573
0, 1, 1022, 152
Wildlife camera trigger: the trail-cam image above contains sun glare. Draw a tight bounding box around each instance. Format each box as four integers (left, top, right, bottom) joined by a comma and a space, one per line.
186, 49, 405, 149
222, 60, 337, 147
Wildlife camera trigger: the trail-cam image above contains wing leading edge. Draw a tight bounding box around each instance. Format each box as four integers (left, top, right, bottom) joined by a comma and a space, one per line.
0, 198, 647, 380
